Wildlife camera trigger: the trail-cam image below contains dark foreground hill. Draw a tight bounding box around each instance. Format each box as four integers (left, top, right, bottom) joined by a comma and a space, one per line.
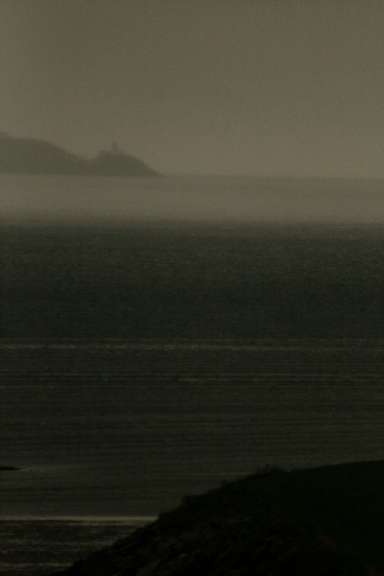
53, 460, 384, 575
0, 132, 157, 177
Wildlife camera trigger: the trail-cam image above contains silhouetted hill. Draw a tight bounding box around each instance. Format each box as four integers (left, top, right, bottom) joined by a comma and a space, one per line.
0, 132, 157, 177
53, 460, 384, 575
0, 133, 85, 175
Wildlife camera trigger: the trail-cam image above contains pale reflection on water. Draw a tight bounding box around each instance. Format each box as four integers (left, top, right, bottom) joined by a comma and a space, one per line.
0, 516, 152, 576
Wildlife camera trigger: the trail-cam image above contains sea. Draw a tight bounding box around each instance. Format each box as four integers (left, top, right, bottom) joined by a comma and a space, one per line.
2, 174, 384, 574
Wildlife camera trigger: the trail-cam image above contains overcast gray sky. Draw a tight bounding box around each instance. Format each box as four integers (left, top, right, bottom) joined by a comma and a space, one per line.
1, 0, 384, 176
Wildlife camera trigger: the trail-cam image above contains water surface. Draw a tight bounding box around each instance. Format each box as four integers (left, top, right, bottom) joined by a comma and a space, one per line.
2, 175, 384, 574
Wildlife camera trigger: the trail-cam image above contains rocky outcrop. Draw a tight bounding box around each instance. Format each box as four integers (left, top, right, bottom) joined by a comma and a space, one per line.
52, 460, 384, 575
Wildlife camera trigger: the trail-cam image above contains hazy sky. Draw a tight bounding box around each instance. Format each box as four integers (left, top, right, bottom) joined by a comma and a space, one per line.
1, 0, 384, 176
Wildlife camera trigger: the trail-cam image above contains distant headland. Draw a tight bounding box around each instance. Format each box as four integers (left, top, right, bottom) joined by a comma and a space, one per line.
0, 132, 158, 177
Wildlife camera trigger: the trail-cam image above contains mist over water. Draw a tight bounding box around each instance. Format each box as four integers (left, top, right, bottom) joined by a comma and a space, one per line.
2, 175, 384, 224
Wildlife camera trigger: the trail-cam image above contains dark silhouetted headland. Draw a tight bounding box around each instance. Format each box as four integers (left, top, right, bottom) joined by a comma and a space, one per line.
53, 460, 384, 575
0, 132, 157, 177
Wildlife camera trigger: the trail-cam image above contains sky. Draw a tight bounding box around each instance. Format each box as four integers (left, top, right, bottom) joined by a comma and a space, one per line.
1, 0, 384, 176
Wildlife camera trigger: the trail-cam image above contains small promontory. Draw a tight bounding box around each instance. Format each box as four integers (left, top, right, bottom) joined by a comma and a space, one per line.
0, 132, 157, 177
53, 459, 384, 575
